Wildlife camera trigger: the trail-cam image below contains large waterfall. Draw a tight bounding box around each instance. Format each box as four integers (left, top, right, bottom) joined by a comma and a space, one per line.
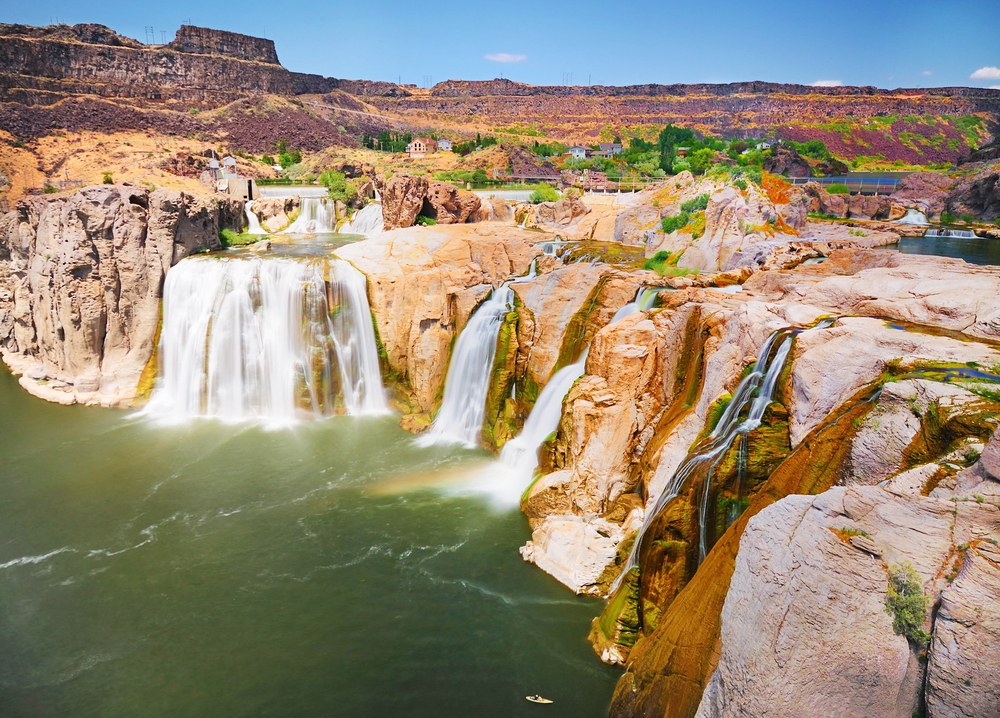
610, 319, 833, 592
340, 203, 384, 238
416, 284, 514, 448
283, 198, 336, 234
144, 256, 386, 423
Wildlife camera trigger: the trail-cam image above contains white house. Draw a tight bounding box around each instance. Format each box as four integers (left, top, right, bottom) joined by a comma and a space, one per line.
567, 146, 588, 160
599, 142, 623, 155
436, 139, 453, 152
755, 140, 774, 150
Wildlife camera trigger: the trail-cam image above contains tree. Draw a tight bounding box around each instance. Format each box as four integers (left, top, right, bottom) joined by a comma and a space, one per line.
528, 182, 560, 203
319, 170, 358, 205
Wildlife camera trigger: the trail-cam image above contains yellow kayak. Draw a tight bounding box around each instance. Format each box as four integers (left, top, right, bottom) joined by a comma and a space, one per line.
526, 695, 553, 704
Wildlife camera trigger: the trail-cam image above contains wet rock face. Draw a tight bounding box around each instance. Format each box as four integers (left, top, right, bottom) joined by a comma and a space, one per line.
0, 184, 242, 406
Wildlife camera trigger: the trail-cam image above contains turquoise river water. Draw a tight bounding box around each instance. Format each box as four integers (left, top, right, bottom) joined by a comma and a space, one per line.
0, 366, 619, 717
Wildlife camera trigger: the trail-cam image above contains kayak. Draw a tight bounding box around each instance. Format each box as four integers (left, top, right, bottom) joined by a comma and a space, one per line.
526, 695, 553, 704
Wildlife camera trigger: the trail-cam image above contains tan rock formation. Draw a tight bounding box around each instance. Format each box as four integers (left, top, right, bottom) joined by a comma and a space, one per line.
0, 184, 241, 406
695, 485, 1000, 718
423, 181, 482, 224
251, 196, 299, 232
377, 174, 429, 230
333, 223, 540, 414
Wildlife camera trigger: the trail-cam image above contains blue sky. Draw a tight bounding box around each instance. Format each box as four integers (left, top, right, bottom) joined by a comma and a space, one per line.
5, 0, 1000, 90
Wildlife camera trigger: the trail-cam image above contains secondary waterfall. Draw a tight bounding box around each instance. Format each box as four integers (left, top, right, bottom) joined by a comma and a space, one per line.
496, 284, 652, 490
611, 319, 834, 592
244, 201, 267, 235
924, 228, 977, 239
340, 202, 384, 238
416, 284, 514, 448
144, 255, 386, 423
895, 208, 928, 225
417, 260, 537, 448
284, 197, 336, 234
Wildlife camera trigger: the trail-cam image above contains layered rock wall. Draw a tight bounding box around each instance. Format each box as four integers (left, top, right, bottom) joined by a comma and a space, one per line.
0, 184, 242, 406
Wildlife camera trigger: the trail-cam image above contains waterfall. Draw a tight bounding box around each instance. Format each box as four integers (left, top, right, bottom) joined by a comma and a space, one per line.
341, 202, 384, 238
416, 259, 538, 448
244, 201, 267, 235
895, 208, 928, 225
416, 284, 514, 448
924, 228, 977, 239
497, 348, 589, 489
144, 255, 386, 423
283, 197, 336, 234
609, 287, 660, 325
611, 319, 834, 592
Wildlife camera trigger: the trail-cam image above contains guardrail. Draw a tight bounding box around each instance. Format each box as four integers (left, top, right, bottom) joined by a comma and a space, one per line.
784, 176, 904, 195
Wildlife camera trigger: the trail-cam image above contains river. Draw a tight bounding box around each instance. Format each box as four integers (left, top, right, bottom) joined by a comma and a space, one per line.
891, 234, 1000, 266
0, 366, 619, 717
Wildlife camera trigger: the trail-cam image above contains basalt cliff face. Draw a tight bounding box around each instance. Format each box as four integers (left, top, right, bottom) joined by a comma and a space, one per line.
0, 24, 294, 105
0, 183, 242, 406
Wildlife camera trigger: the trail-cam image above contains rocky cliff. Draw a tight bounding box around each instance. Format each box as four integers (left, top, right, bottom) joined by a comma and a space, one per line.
0, 183, 242, 406
0, 23, 293, 105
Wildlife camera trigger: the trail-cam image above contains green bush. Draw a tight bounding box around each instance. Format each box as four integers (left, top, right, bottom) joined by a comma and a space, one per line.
885, 562, 930, 645
680, 194, 710, 213
826, 182, 850, 194
529, 182, 560, 204
643, 250, 672, 272
414, 215, 437, 226
318, 170, 358, 205
101, 171, 114, 184
734, 179, 747, 190
219, 229, 261, 247
261, 155, 276, 165
958, 213, 977, 224
940, 211, 956, 224
661, 212, 691, 233
43, 183, 58, 194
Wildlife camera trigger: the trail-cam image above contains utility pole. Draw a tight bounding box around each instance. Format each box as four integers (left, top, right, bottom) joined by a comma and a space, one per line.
160, 30, 166, 44
145, 27, 154, 44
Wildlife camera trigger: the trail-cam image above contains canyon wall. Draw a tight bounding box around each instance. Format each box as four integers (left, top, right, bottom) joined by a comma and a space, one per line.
0, 183, 242, 406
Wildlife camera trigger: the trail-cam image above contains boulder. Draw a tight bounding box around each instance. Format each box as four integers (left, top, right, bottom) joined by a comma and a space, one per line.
890, 171, 955, 218
763, 147, 812, 178
422, 180, 482, 224
377, 174, 428, 230
532, 195, 590, 229
251, 196, 299, 232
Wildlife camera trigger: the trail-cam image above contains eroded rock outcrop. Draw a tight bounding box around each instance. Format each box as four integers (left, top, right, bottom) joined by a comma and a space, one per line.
0, 184, 242, 406
695, 485, 1000, 718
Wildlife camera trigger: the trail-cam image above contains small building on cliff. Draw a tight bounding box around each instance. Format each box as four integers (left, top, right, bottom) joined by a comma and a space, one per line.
436, 139, 453, 152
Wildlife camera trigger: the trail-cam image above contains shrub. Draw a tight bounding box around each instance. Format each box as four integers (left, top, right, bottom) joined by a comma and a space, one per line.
885, 562, 930, 645
827, 182, 850, 194
528, 182, 560, 204
101, 171, 114, 184
643, 250, 672, 272
319, 170, 358, 205
261, 155, 276, 165
958, 213, 976, 224
43, 183, 58, 194
661, 212, 691, 233
414, 215, 437, 226
188, 107, 200, 114
994, 217, 1000, 228
734, 179, 747, 190
940, 211, 957, 224
680, 194, 710, 213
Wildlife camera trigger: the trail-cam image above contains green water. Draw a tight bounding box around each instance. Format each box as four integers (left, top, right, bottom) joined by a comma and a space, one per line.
891, 234, 1000, 266
0, 368, 619, 717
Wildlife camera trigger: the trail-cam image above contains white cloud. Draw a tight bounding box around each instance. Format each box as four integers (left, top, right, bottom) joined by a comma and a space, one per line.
484, 53, 526, 63
810, 80, 844, 87
971, 66, 1000, 80
992, 85, 1000, 90
921, 70, 933, 76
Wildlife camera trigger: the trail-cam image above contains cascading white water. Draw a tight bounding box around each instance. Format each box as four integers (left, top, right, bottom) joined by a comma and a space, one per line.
244, 201, 267, 235
340, 203, 384, 238
144, 255, 386, 424
417, 260, 538, 448
283, 197, 336, 234
416, 284, 514, 448
895, 208, 928, 225
609, 287, 660, 325
924, 228, 978, 239
610, 319, 834, 593
497, 347, 590, 488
